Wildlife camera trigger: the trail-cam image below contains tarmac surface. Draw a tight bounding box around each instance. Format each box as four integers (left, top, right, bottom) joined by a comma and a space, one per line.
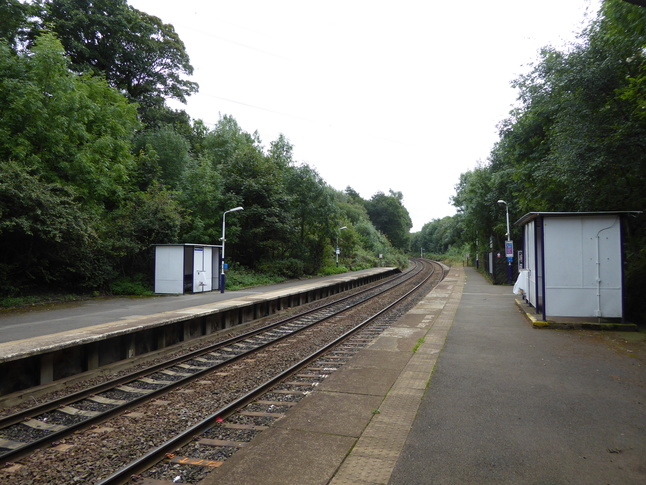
0, 269, 385, 344
200, 266, 645, 485
1, 265, 644, 484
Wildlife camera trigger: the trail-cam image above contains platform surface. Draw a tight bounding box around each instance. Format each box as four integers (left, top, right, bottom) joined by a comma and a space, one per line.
200, 266, 646, 485
0, 268, 393, 347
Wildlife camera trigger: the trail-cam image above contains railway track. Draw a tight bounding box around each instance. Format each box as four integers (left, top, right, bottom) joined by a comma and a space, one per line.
0, 259, 445, 484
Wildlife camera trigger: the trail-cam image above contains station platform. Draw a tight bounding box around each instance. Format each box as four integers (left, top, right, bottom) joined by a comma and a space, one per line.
201, 266, 646, 485
0, 267, 398, 345
0, 267, 398, 400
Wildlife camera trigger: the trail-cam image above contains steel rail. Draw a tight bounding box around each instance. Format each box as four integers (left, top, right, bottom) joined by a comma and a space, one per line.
97, 260, 441, 485
0, 264, 417, 429
0, 261, 425, 464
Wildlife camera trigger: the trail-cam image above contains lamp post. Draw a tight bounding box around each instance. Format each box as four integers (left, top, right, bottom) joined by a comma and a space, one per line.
497, 200, 513, 284
336, 226, 347, 267
220, 206, 243, 293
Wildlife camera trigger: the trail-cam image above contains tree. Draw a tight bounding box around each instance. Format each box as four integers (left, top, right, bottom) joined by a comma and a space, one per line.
107, 182, 184, 277
451, 0, 646, 312
421, 216, 463, 255
0, 162, 100, 292
284, 163, 338, 273
451, 166, 495, 250
177, 157, 224, 244
501, 0, 646, 213
365, 190, 412, 251
0, 0, 33, 49
0, 33, 139, 208
36, 0, 198, 121
222, 143, 292, 268
133, 125, 192, 189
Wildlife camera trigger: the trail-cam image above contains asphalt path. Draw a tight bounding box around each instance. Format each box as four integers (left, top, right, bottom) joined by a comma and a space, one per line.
0, 271, 379, 344
389, 268, 645, 484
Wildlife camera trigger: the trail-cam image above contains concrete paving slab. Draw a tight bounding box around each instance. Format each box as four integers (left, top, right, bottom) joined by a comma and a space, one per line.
328, 266, 464, 485
198, 265, 466, 485
367, 328, 426, 352
344, 348, 412, 371
201, 427, 355, 485
318, 365, 403, 396
274, 390, 383, 437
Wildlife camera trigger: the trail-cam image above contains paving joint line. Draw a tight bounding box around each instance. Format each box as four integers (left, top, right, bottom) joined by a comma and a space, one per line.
330, 267, 466, 484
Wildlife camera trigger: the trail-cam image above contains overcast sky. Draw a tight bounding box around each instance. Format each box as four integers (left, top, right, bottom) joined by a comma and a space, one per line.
129, 0, 600, 231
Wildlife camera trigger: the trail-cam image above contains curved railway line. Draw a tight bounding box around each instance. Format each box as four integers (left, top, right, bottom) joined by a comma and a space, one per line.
0, 259, 446, 484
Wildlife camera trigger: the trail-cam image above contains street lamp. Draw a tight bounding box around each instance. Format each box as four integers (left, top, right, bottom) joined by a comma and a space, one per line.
220, 206, 243, 293
336, 226, 347, 267
497, 200, 513, 284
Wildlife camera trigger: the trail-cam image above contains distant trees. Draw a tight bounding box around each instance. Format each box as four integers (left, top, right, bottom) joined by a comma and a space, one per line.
364, 190, 412, 251
434, 0, 645, 252
422, 0, 645, 320
0, 1, 412, 296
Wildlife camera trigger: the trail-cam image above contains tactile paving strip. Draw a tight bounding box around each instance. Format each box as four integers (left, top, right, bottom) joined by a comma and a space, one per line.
330, 267, 465, 484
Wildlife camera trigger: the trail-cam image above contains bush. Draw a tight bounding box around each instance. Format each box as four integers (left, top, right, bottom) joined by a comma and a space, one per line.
225, 265, 286, 290
257, 258, 305, 279
110, 274, 153, 296
318, 265, 349, 276
0, 296, 40, 308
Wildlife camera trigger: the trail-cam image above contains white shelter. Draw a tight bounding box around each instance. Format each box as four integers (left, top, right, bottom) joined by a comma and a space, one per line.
514, 212, 638, 322
154, 243, 222, 294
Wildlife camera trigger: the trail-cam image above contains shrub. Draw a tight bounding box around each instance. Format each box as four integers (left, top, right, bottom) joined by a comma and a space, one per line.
257, 258, 305, 279
110, 274, 153, 296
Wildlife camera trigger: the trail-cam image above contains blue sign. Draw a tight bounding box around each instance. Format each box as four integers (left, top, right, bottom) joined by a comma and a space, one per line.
505, 241, 514, 261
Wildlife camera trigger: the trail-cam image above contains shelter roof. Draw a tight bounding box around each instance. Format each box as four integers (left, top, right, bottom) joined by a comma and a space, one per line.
515, 211, 642, 226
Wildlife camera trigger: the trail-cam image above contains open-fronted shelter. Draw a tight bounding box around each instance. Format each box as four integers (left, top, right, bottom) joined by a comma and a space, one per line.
154, 243, 222, 294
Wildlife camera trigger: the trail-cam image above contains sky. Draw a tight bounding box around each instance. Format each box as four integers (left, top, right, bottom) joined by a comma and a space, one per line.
129, 0, 601, 232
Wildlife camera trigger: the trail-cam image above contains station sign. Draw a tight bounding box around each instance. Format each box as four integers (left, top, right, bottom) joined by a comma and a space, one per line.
505, 240, 514, 263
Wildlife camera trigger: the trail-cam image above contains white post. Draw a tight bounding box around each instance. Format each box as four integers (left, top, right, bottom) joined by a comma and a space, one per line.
336, 226, 347, 267
220, 207, 243, 293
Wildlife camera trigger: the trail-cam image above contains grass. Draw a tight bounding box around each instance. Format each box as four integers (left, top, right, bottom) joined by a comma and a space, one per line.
0, 293, 83, 310
413, 337, 425, 352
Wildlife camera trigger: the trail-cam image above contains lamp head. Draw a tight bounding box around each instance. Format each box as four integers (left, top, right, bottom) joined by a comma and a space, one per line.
339, 226, 347, 230
497, 200, 507, 206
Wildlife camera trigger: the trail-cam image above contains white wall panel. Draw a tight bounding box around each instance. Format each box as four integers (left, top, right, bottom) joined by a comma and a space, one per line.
155, 246, 184, 294
542, 216, 622, 318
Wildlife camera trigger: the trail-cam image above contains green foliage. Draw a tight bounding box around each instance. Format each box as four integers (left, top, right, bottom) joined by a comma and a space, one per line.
177, 157, 224, 243
224, 265, 286, 291
318, 264, 350, 276
420, 215, 465, 255
413, 337, 424, 353
0, 3, 416, 299
107, 182, 184, 276
109, 274, 153, 296
0, 162, 100, 293
364, 190, 412, 251
258, 258, 305, 279
134, 125, 192, 189
0, 33, 139, 207
37, 0, 198, 122
284, 163, 338, 273
0, 0, 34, 49
441, 0, 646, 320
0, 295, 41, 308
